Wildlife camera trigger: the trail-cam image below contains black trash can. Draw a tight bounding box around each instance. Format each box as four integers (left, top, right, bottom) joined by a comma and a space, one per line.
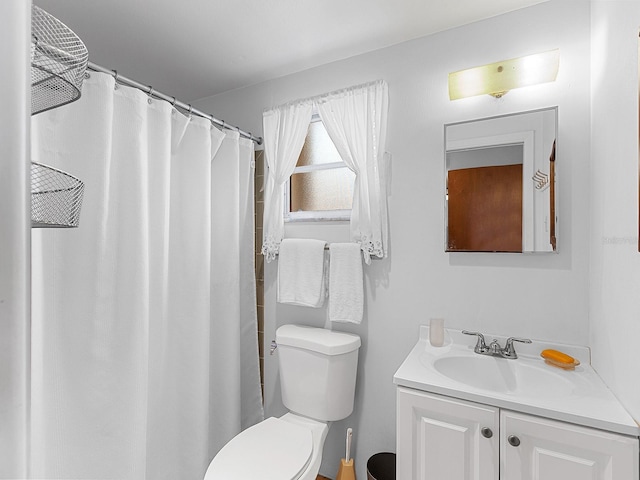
366, 452, 396, 480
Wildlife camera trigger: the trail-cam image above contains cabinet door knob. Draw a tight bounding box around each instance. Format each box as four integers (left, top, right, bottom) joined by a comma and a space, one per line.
481, 427, 493, 438
507, 435, 521, 447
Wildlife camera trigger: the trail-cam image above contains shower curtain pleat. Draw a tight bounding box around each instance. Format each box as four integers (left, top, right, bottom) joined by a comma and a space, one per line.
209, 132, 264, 458
237, 136, 264, 430
30, 72, 263, 480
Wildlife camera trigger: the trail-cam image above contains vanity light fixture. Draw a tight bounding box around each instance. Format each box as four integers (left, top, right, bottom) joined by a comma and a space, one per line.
448, 49, 560, 100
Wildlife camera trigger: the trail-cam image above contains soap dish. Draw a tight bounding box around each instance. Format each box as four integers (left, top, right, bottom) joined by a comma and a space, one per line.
544, 358, 580, 370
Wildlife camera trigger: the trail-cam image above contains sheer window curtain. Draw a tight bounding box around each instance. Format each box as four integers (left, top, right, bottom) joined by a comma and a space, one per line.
317, 80, 389, 264
261, 100, 313, 261
30, 72, 263, 480
260, 82, 389, 264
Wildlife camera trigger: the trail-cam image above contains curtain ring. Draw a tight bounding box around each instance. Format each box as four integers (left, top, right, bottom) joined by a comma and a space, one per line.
147, 87, 154, 104
170, 96, 178, 115
113, 70, 119, 90
188, 104, 193, 115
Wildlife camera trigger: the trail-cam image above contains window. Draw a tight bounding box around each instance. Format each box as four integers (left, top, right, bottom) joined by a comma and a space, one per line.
285, 115, 355, 221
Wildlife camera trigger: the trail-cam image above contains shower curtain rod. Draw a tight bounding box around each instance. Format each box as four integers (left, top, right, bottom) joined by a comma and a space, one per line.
87, 62, 263, 145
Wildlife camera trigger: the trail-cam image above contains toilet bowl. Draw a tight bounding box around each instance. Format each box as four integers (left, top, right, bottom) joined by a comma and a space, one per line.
203, 413, 328, 480
204, 324, 361, 480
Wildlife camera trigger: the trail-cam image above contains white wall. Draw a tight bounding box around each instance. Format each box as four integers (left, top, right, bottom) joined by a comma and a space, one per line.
196, 1, 594, 477
0, 1, 31, 477
589, 1, 640, 422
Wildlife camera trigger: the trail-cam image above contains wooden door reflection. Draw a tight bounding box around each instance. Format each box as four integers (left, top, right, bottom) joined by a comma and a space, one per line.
447, 164, 523, 252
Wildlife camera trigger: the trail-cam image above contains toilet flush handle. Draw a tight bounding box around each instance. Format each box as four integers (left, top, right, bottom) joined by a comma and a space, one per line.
269, 340, 277, 355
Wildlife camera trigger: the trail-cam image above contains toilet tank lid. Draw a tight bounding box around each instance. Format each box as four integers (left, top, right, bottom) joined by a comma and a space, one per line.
276, 325, 361, 356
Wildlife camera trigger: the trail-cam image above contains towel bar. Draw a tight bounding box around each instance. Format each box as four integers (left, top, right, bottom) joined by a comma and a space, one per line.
272, 244, 382, 259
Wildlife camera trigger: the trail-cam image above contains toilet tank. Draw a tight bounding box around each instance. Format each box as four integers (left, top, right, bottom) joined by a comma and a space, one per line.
276, 325, 361, 422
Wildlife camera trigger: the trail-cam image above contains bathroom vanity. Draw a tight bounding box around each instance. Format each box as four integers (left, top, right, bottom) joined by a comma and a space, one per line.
394, 327, 640, 479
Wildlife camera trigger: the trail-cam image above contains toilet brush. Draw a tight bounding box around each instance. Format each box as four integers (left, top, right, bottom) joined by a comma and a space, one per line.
336, 427, 356, 480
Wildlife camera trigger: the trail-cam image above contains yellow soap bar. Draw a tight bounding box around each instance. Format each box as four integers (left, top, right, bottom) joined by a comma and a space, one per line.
541, 349, 580, 370
541, 349, 575, 364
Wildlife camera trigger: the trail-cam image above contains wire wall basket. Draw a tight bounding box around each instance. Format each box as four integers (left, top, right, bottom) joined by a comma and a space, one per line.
31, 5, 88, 115
31, 162, 84, 228
30, 6, 87, 228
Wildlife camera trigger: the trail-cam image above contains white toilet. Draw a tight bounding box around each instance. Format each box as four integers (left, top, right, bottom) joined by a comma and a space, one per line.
204, 324, 361, 480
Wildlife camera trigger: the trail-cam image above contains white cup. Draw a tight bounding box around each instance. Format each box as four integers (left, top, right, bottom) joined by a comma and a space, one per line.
430, 318, 445, 347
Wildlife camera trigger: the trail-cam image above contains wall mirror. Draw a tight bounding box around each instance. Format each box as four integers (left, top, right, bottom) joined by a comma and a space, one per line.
445, 107, 558, 253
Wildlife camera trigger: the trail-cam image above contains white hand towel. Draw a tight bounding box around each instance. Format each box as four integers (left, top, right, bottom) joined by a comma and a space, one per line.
277, 238, 327, 307
329, 243, 364, 324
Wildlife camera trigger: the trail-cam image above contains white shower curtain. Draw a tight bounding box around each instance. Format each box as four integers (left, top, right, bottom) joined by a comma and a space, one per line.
30, 72, 263, 480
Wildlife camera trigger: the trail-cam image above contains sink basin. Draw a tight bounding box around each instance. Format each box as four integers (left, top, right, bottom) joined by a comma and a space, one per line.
431, 354, 575, 397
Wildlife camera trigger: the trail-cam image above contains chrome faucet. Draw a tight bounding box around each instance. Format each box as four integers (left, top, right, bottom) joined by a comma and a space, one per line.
462, 331, 532, 359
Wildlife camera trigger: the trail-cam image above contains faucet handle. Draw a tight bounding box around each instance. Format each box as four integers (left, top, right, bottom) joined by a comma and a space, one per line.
503, 337, 532, 358
462, 331, 489, 353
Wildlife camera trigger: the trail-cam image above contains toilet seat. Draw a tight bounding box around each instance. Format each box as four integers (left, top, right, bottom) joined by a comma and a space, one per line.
204, 417, 313, 480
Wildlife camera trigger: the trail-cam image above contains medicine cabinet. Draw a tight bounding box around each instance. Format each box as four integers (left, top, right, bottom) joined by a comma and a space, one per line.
445, 107, 557, 253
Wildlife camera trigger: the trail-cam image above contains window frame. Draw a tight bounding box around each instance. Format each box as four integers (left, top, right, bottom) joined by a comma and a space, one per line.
284, 115, 353, 223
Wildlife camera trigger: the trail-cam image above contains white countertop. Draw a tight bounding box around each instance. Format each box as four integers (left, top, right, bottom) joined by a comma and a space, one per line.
393, 326, 640, 437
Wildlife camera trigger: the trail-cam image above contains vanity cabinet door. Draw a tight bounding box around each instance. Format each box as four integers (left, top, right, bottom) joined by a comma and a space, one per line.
500, 410, 639, 480
397, 387, 499, 480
